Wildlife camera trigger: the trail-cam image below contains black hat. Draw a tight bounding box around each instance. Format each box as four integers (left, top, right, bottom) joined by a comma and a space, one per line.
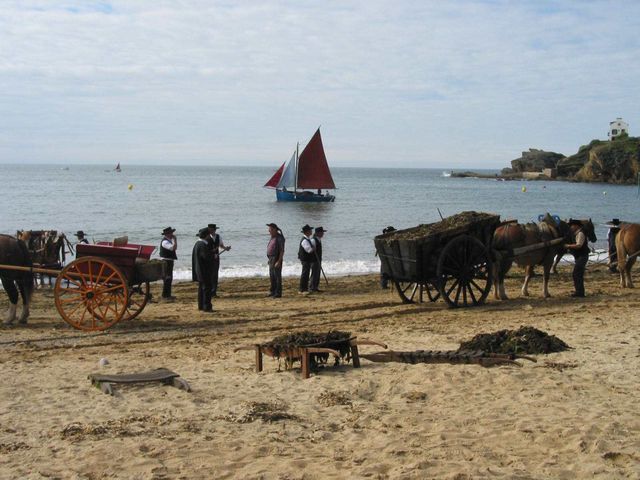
266, 223, 279, 229
605, 218, 621, 227
383, 226, 396, 234
197, 227, 209, 238
314, 226, 326, 233
74, 230, 85, 237
301, 224, 313, 233
208, 224, 217, 229
162, 227, 176, 235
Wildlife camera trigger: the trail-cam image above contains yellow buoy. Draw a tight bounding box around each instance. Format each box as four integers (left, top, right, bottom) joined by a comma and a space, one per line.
521, 186, 526, 193
128, 184, 134, 190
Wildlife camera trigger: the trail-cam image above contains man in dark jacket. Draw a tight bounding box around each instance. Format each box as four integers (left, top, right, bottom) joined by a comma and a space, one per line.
192, 228, 213, 312
207, 223, 230, 297
565, 220, 591, 297
310, 226, 326, 293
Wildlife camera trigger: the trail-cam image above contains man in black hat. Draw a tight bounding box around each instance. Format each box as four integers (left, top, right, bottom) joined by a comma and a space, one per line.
193, 228, 214, 312
564, 220, 590, 297
207, 224, 230, 297
298, 224, 317, 294
310, 226, 326, 293
159, 227, 177, 301
74, 231, 89, 245
266, 223, 285, 298
380, 226, 395, 289
607, 219, 621, 273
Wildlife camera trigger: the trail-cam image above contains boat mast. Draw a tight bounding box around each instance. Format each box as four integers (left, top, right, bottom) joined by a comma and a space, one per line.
295, 142, 299, 192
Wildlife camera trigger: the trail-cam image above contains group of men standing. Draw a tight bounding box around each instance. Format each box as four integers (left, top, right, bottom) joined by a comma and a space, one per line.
266, 223, 326, 298
158, 224, 230, 311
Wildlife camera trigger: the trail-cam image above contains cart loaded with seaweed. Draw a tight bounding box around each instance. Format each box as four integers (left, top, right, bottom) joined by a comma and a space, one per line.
0, 240, 166, 331
375, 211, 501, 307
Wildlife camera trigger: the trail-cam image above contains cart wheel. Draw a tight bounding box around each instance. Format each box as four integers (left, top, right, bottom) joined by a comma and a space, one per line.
54, 256, 128, 331
437, 235, 492, 308
393, 281, 441, 303
122, 282, 150, 321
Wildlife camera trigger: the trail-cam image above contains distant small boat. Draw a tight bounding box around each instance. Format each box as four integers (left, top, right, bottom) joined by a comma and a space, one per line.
61, 167, 69, 171
115, 162, 121, 172
264, 128, 336, 202
442, 171, 452, 178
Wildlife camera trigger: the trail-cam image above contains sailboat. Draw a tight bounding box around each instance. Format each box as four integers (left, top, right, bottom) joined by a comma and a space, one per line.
264, 128, 336, 202
115, 162, 121, 172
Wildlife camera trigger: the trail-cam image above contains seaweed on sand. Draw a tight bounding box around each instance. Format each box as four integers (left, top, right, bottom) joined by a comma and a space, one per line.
458, 326, 570, 355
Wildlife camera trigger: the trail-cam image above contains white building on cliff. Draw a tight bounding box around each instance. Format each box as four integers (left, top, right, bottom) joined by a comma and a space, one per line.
608, 117, 629, 140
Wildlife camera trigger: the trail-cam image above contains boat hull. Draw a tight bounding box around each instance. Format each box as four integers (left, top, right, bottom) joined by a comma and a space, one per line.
276, 190, 335, 202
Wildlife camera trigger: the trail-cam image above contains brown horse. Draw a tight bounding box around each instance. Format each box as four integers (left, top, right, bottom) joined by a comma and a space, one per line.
615, 223, 640, 288
0, 234, 34, 324
492, 215, 570, 299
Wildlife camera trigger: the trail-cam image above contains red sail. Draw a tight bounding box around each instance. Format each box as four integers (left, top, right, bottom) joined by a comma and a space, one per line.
264, 162, 285, 188
296, 129, 336, 189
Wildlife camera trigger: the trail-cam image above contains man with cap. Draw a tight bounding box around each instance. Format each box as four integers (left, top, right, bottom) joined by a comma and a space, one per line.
266, 223, 285, 298
607, 219, 621, 273
193, 228, 214, 312
74, 231, 89, 246
159, 227, 177, 301
310, 226, 326, 293
207, 224, 231, 297
298, 224, 317, 294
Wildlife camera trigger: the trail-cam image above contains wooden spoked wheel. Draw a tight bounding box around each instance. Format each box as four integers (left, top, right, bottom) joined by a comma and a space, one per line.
393, 281, 440, 303
122, 282, 150, 321
54, 257, 128, 331
436, 235, 493, 308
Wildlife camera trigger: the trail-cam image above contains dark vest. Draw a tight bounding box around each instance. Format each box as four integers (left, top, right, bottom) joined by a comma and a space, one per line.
298, 237, 315, 262
313, 236, 322, 261
159, 238, 177, 260
573, 229, 590, 257
207, 234, 220, 253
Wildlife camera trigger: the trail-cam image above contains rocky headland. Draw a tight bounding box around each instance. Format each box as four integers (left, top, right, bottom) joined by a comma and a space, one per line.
453, 134, 640, 184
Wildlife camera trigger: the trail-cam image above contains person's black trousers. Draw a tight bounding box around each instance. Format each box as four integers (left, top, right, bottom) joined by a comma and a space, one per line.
210, 257, 220, 295
299, 261, 316, 292
198, 277, 213, 311
162, 260, 174, 298
572, 254, 588, 296
268, 257, 282, 297
310, 262, 322, 291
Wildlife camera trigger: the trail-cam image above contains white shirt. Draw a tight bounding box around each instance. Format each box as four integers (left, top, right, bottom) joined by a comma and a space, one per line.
301, 235, 316, 253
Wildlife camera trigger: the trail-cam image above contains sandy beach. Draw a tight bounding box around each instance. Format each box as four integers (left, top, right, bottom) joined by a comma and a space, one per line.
1, 265, 639, 479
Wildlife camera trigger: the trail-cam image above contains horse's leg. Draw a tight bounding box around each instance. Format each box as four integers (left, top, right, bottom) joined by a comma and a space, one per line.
1, 278, 19, 324
497, 261, 509, 300
616, 238, 628, 288
522, 265, 532, 296
17, 280, 31, 324
542, 261, 552, 298
626, 255, 636, 288
552, 250, 564, 274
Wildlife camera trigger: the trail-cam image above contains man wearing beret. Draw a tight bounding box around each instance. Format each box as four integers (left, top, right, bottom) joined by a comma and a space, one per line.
310, 226, 326, 293
266, 223, 285, 298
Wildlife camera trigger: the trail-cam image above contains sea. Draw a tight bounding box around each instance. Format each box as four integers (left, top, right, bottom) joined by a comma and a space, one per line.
1, 164, 636, 280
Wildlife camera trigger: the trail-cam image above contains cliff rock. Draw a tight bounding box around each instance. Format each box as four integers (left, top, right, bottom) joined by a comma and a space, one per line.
510, 149, 565, 172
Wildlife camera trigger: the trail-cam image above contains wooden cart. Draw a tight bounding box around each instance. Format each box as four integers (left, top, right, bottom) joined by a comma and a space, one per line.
374, 212, 501, 308
1, 241, 164, 331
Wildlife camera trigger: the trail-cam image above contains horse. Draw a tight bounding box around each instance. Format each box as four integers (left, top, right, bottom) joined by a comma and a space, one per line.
0, 234, 34, 325
491, 214, 571, 299
615, 222, 640, 288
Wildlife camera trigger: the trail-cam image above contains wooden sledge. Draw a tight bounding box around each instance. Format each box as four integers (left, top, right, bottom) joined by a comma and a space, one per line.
88, 368, 191, 395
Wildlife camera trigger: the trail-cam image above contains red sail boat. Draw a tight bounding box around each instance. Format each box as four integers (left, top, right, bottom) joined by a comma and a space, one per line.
264, 128, 336, 202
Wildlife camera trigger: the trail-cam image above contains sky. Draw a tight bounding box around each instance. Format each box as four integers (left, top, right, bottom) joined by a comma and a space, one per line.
1, 0, 639, 168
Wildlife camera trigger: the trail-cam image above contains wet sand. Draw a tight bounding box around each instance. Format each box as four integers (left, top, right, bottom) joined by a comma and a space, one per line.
1, 266, 639, 479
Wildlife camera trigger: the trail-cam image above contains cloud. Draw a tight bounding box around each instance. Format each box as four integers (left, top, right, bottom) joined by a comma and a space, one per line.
1, 0, 639, 166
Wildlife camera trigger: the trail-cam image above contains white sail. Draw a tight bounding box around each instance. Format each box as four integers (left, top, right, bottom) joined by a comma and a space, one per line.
276, 151, 297, 189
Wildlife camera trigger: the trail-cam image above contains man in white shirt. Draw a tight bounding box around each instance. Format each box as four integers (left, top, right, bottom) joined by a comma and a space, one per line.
298, 224, 316, 294
159, 227, 177, 301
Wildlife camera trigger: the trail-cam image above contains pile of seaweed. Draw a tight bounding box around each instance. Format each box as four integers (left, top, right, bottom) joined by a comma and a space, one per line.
263, 330, 353, 366
458, 326, 570, 355
380, 211, 500, 243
